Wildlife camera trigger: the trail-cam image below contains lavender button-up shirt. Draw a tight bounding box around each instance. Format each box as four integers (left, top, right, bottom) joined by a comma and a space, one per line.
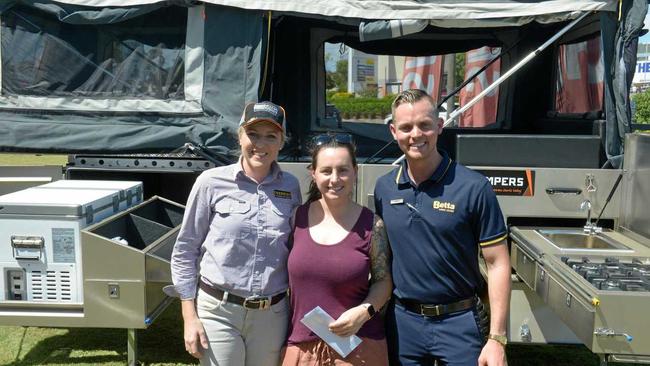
168, 160, 301, 300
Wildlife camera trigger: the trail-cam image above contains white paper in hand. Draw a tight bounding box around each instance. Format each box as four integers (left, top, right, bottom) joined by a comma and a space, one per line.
300, 306, 363, 358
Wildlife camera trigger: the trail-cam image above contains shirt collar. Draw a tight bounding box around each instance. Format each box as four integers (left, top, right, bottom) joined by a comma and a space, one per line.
234, 156, 282, 183
395, 149, 453, 186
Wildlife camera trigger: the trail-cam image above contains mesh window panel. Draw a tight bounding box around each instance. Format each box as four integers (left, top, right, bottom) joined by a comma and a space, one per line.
1, 5, 187, 100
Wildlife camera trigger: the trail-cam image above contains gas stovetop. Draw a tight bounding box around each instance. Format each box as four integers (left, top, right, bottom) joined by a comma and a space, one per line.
562, 257, 650, 292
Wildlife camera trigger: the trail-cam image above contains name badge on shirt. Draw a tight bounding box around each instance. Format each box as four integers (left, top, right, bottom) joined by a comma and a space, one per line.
273, 190, 292, 199
390, 198, 404, 205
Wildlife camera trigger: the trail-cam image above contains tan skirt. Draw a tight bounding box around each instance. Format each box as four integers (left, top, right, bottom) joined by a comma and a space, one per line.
280, 337, 389, 366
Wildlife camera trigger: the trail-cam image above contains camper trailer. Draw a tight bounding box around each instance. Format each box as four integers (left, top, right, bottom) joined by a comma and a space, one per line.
0, 0, 649, 364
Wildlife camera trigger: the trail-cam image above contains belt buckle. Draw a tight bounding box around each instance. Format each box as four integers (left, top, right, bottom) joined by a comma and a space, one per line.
420, 304, 442, 316
243, 296, 271, 310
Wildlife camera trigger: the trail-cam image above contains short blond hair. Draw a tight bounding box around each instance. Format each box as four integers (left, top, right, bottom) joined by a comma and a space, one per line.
391, 89, 438, 121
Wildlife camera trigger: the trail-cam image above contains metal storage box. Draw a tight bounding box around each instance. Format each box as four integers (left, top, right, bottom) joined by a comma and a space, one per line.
0, 181, 182, 330
81, 196, 184, 328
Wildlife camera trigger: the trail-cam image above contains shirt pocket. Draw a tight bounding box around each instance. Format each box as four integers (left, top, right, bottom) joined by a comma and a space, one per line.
267, 200, 294, 235
212, 197, 252, 238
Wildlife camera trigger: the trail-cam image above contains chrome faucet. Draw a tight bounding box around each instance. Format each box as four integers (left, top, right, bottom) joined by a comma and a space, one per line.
581, 199, 601, 234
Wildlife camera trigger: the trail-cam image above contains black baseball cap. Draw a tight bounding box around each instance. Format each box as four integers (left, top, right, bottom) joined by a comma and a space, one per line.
240, 101, 285, 131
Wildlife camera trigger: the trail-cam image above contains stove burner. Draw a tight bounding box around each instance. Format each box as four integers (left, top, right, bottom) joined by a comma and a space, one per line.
606, 272, 628, 280
600, 280, 621, 291
636, 267, 650, 275
619, 279, 650, 291
565, 258, 650, 292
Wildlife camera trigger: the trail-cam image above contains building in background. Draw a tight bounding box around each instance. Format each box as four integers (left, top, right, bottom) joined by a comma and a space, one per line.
347, 49, 378, 94
633, 43, 650, 92
376, 56, 404, 96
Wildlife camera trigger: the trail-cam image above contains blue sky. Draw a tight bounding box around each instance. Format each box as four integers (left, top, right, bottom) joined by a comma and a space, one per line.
325, 43, 347, 72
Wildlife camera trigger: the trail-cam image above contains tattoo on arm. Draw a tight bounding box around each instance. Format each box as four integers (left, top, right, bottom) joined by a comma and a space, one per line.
370, 215, 391, 283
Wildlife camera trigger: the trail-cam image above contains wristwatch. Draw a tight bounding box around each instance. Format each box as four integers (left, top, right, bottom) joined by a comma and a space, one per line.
364, 303, 376, 318
488, 334, 507, 346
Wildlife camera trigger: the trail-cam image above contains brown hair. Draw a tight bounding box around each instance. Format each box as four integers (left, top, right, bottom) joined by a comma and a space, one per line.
306, 137, 358, 204
391, 89, 438, 120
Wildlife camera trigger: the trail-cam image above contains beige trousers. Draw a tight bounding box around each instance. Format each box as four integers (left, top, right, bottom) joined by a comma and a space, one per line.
196, 288, 290, 366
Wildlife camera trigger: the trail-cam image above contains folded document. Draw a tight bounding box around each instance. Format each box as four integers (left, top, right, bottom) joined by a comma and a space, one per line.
300, 306, 363, 358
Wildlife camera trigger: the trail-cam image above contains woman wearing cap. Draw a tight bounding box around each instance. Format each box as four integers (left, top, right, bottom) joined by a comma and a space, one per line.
281, 134, 392, 366
167, 101, 302, 366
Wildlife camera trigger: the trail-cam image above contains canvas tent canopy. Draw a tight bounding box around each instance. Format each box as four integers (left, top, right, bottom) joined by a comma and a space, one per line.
2, 1, 617, 23
0, 0, 644, 167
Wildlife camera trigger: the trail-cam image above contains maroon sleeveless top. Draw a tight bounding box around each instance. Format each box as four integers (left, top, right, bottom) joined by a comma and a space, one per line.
286, 203, 384, 344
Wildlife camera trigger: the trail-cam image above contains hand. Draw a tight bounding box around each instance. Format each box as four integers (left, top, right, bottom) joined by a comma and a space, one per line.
478, 339, 507, 366
184, 317, 209, 359
328, 305, 370, 337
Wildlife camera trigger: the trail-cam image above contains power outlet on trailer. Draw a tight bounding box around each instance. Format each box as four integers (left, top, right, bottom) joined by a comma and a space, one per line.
6, 269, 25, 301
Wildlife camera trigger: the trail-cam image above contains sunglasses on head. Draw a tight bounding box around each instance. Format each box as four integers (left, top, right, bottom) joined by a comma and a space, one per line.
312, 133, 354, 146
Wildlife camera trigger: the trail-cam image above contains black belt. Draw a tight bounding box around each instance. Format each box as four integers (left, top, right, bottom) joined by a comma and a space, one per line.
199, 280, 286, 310
396, 296, 476, 317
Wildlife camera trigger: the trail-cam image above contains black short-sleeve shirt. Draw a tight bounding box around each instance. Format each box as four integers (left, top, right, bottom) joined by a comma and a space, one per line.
374, 150, 507, 304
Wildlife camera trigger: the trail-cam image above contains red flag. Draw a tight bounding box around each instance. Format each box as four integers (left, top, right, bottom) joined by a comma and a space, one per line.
402, 56, 445, 102
555, 37, 603, 113
459, 47, 500, 127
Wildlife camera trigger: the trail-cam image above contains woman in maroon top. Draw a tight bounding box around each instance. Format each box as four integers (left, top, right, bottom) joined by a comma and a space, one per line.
281, 134, 392, 366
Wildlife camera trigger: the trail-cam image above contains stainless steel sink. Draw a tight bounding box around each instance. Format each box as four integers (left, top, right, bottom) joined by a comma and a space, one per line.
536, 228, 632, 252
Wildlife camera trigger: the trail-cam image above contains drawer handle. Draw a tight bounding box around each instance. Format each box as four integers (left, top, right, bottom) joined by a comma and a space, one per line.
594, 328, 633, 342
11, 236, 44, 249
545, 188, 582, 195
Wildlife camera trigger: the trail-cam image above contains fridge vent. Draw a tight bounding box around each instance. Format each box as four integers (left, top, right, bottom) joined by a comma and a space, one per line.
29, 270, 72, 301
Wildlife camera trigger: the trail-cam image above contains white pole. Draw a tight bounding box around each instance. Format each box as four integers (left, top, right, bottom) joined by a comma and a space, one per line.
392, 11, 592, 166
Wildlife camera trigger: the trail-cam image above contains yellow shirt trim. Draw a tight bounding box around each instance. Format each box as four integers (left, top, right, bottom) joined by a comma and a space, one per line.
479, 234, 507, 247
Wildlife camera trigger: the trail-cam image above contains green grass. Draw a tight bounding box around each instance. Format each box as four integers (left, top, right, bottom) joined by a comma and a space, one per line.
0, 301, 621, 366
0, 154, 67, 167
0, 301, 197, 366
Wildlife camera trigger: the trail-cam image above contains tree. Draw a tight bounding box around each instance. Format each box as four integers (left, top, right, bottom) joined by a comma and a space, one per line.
326, 59, 348, 92
632, 90, 650, 124
454, 53, 466, 88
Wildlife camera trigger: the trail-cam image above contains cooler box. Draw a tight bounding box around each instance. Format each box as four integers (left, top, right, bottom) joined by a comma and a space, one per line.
37, 180, 143, 212
0, 181, 142, 304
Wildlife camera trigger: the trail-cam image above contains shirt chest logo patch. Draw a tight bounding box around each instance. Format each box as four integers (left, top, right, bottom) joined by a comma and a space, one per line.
273, 190, 292, 199
433, 200, 455, 213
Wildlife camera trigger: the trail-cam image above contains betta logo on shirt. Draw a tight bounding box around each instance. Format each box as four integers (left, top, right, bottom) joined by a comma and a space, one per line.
273, 190, 292, 199
433, 200, 455, 213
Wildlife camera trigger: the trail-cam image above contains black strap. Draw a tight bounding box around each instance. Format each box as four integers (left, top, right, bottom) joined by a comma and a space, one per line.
198, 280, 286, 310
396, 296, 476, 317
